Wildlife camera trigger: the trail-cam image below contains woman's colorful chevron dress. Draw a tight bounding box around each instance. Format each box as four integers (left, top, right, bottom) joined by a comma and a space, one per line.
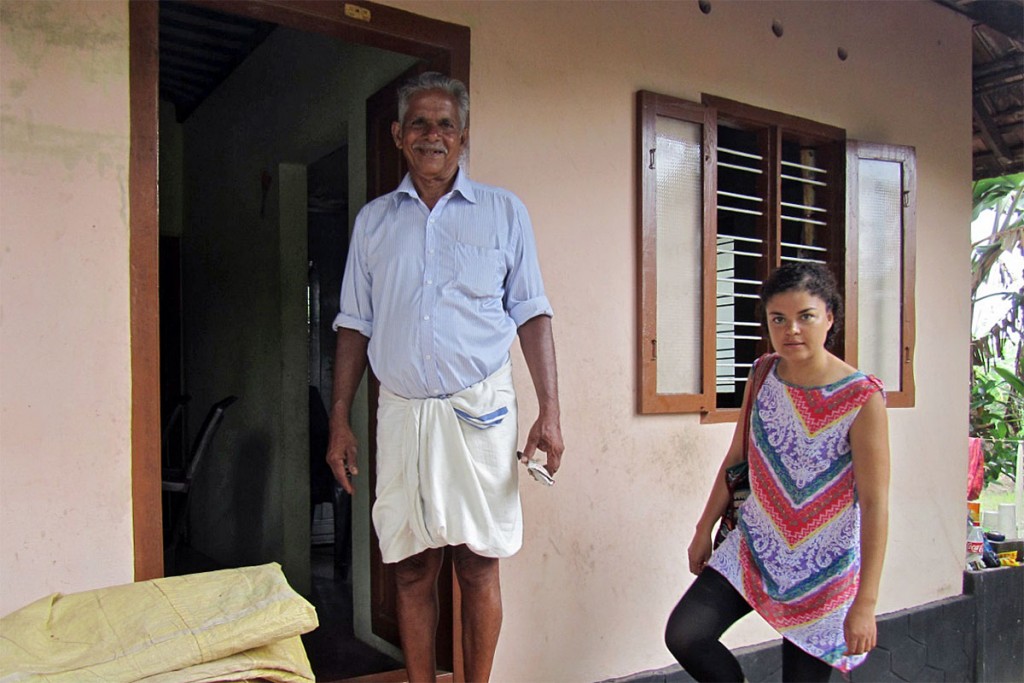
707, 355, 885, 673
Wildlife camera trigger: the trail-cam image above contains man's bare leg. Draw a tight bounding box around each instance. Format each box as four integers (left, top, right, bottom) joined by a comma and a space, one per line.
453, 545, 502, 682
395, 548, 445, 682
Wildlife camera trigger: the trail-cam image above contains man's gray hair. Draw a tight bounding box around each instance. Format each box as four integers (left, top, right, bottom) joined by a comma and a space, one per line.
397, 72, 470, 130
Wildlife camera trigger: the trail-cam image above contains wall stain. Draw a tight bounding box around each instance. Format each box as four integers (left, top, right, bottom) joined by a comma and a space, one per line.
0, 1, 127, 80
1, 115, 128, 183
568, 537, 597, 576
5, 79, 27, 99
643, 428, 721, 498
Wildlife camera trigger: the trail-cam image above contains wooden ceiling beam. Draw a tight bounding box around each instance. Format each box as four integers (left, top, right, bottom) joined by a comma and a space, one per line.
974, 146, 1024, 179
973, 97, 1015, 172
975, 53, 1024, 81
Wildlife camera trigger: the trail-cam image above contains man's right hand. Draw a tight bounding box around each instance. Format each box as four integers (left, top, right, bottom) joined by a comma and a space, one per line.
326, 328, 370, 496
326, 419, 359, 495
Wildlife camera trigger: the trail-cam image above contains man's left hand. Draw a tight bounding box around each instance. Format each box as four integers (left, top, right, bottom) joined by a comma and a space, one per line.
520, 413, 564, 474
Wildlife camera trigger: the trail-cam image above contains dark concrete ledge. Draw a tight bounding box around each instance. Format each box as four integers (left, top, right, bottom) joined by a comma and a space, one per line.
599, 567, 1023, 683
964, 565, 1024, 682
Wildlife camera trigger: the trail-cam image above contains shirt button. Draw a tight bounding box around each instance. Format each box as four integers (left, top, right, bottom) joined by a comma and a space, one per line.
425, 355, 432, 361
423, 315, 430, 321
428, 249, 435, 255
426, 279, 433, 285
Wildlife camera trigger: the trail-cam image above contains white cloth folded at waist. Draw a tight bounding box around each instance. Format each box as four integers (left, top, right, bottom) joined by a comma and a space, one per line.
373, 360, 522, 563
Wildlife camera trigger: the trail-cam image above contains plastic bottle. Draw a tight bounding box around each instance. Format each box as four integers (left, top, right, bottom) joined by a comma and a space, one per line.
966, 517, 985, 570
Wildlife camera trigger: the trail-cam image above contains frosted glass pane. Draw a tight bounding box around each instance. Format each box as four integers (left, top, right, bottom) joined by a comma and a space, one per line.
857, 158, 902, 390
655, 116, 702, 394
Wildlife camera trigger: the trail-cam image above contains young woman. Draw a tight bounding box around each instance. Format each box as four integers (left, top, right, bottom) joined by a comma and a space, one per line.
665, 263, 891, 682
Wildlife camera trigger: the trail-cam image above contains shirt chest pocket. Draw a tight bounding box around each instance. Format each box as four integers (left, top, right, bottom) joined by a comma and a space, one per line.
453, 242, 504, 299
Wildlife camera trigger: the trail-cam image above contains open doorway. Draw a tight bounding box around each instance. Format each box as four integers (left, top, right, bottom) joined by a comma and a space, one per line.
135, 1, 469, 679
303, 143, 406, 678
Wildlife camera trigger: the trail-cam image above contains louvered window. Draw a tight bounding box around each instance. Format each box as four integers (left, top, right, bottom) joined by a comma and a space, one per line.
715, 128, 766, 404
637, 91, 915, 417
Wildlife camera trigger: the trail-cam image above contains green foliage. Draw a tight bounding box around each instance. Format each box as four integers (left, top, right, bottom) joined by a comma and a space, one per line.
970, 173, 1024, 484
971, 364, 1023, 483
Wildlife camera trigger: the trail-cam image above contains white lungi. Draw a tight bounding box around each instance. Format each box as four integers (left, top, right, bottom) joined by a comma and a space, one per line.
373, 361, 522, 564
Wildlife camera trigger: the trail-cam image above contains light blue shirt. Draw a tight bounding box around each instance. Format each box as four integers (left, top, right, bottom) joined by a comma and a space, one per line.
333, 170, 552, 399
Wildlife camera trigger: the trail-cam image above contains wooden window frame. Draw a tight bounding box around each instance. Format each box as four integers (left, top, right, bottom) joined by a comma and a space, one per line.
638, 91, 915, 418
707, 96, 846, 422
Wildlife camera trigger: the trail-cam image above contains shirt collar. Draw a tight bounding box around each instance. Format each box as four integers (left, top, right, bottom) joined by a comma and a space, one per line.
451, 168, 476, 203
394, 167, 476, 206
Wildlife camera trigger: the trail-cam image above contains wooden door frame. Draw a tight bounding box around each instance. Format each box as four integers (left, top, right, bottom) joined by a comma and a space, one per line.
129, 0, 469, 579
129, 0, 162, 581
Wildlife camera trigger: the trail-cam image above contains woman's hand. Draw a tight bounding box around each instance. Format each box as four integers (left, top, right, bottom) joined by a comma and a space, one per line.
843, 600, 877, 656
687, 529, 713, 575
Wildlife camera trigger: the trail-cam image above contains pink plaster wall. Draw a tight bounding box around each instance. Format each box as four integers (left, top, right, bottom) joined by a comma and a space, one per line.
384, 1, 972, 680
0, 0, 133, 615
0, 0, 974, 680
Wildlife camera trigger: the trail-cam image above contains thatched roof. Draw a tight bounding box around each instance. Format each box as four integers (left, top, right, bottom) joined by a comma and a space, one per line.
935, 0, 1024, 180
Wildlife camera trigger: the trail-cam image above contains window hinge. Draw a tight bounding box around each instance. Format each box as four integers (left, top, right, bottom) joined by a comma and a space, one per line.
649, 149, 656, 170
902, 189, 910, 208
651, 338, 657, 360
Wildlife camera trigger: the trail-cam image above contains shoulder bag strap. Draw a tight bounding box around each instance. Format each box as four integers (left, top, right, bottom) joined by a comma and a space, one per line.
741, 353, 776, 462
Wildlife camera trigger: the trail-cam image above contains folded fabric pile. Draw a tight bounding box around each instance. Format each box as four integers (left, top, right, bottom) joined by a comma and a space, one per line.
0, 563, 318, 682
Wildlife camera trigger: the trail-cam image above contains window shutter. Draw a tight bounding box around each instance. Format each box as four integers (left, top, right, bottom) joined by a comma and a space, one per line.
846, 141, 916, 407
637, 91, 715, 413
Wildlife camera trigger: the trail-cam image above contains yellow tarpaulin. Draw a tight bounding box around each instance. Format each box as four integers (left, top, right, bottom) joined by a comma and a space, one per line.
0, 563, 318, 682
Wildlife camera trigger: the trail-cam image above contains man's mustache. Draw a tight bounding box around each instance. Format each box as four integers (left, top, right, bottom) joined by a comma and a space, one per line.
413, 143, 447, 154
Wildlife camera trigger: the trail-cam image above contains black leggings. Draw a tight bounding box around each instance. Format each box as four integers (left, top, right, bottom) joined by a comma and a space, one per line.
665, 567, 834, 682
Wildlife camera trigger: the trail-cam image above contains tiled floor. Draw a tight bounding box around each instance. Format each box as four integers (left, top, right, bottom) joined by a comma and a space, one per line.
303, 544, 404, 681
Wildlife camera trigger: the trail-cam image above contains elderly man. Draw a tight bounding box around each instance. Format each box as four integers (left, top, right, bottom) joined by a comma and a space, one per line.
326, 72, 564, 682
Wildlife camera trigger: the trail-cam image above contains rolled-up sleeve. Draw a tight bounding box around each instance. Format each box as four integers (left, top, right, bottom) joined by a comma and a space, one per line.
504, 197, 553, 326
333, 214, 374, 338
